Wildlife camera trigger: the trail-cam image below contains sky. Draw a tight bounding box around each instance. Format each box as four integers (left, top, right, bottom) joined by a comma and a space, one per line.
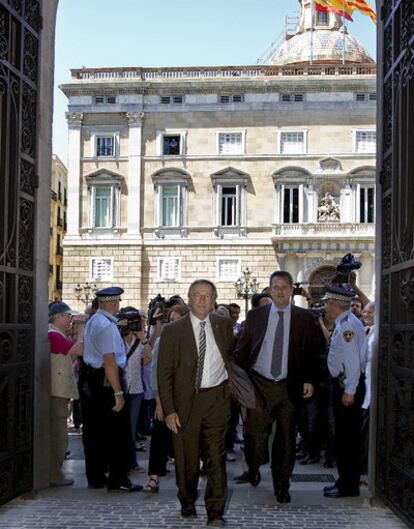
53, 0, 377, 164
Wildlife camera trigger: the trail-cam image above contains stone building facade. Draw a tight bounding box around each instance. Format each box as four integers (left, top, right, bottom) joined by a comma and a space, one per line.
49, 155, 68, 301
60, 1, 376, 313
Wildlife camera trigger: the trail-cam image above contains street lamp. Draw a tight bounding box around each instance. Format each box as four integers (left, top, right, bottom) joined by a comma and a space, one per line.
74, 282, 97, 307
234, 267, 259, 315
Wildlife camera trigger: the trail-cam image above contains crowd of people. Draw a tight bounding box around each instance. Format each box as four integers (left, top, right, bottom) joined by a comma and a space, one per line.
47, 254, 375, 527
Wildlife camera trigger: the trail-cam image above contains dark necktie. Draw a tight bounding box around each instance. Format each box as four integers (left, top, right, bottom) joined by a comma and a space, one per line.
271, 311, 284, 379
195, 321, 207, 392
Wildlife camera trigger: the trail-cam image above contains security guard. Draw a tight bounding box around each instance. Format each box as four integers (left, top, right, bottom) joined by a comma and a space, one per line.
322, 279, 368, 498
81, 286, 142, 492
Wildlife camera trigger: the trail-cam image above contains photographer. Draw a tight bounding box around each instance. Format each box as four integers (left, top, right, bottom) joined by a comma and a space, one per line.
117, 306, 152, 474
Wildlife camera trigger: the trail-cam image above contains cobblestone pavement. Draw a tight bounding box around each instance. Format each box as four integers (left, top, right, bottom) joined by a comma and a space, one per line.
0, 431, 408, 529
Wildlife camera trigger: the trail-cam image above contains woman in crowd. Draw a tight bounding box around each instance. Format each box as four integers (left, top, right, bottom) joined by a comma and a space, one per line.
143, 303, 189, 493
117, 306, 152, 474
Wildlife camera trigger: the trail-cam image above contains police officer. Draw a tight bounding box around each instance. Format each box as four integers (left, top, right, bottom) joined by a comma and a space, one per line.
81, 286, 142, 492
322, 269, 368, 498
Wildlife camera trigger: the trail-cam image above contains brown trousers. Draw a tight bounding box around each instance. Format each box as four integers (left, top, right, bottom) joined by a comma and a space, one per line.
172, 382, 231, 516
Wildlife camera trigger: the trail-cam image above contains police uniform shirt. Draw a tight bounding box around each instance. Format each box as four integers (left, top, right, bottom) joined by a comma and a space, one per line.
84, 309, 126, 369
253, 301, 291, 381
327, 310, 368, 395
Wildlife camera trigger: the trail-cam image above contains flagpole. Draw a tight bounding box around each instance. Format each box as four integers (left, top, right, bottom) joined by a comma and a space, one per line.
342, 0, 346, 64
310, 0, 314, 65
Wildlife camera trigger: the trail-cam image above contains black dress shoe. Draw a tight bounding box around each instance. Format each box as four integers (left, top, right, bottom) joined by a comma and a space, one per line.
234, 471, 250, 483
107, 479, 143, 492
88, 482, 106, 489
276, 490, 291, 503
323, 486, 359, 498
207, 515, 226, 526
181, 506, 197, 518
249, 470, 261, 487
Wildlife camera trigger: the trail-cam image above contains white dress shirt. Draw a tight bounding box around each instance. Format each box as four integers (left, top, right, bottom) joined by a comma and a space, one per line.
190, 312, 228, 389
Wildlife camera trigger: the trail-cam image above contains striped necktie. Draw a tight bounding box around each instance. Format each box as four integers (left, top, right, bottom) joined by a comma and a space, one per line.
195, 321, 207, 392
271, 311, 284, 379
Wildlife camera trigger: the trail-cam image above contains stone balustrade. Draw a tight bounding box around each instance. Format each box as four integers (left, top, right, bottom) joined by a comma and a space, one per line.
70, 64, 376, 82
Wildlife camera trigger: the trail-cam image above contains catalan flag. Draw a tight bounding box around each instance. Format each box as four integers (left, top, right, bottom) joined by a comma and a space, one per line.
314, 0, 354, 22
347, 0, 377, 24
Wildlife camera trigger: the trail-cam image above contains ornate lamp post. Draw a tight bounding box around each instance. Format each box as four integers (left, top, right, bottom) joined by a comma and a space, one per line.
74, 282, 97, 308
234, 267, 259, 316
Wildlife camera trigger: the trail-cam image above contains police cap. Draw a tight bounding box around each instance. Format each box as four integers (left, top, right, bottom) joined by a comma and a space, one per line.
95, 286, 124, 302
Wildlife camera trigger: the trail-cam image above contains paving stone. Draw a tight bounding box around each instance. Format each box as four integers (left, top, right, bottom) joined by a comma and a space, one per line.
0, 434, 408, 529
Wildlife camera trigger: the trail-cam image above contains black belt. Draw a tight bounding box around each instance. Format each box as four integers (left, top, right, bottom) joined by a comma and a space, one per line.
198, 380, 228, 394
251, 370, 286, 384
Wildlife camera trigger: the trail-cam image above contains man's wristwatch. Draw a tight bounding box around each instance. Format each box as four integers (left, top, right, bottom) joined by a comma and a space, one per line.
114, 391, 123, 397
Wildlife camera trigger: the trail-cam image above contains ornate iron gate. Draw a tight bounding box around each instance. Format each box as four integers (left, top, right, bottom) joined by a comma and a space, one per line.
376, 0, 414, 525
0, 0, 40, 505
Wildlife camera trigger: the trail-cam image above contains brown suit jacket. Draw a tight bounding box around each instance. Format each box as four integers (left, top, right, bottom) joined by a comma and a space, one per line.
157, 312, 234, 428
235, 304, 323, 405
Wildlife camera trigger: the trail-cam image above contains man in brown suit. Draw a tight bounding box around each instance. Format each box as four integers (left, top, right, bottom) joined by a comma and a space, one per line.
158, 279, 234, 527
236, 271, 323, 503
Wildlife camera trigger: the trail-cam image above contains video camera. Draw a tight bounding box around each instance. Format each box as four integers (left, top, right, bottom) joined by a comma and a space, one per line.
117, 307, 142, 334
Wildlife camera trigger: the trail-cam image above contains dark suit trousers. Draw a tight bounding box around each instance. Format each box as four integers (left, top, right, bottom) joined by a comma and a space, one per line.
79, 364, 131, 487
147, 418, 173, 476
244, 372, 297, 492
172, 382, 231, 516
332, 375, 365, 493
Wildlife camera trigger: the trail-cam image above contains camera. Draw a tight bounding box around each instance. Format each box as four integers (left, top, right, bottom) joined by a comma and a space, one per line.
117, 308, 142, 334
310, 302, 326, 317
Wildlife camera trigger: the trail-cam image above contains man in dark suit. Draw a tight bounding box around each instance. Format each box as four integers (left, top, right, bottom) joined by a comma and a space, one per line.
158, 279, 234, 527
236, 270, 322, 503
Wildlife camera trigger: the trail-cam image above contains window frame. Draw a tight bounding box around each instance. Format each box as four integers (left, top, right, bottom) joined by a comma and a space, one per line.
357, 184, 376, 223
216, 130, 246, 155
216, 257, 241, 282
279, 130, 307, 154
90, 131, 120, 159
219, 94, 245, 104
156, 129, 187, 157
353, 129, 377, 154
157, 257, 181, 282
86, 172, 122, 231
89, 257, 114, 282
152, 169, 190, 238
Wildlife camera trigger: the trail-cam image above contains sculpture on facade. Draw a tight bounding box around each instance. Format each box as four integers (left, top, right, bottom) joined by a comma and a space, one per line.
317, 192, 340, 222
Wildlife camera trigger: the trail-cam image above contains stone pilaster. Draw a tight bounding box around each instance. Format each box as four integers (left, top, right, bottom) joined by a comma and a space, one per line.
126, 111, 144, 237
66, 112, 83, 238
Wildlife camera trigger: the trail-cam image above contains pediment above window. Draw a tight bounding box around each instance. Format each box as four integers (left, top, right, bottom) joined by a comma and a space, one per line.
211, 167, 250, 185
151, 167, 191, 184
317, 158, 343, 173
272, 166, 311, 183
85, 169, 123, 185
349, 165, 376, 178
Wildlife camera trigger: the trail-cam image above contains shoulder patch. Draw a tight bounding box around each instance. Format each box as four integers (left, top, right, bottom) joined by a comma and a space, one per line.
343, 330, 354, 343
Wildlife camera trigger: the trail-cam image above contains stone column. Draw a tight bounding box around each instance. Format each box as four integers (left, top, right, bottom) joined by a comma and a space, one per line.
66, 112, 83, 238
126, 112, 144, 237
